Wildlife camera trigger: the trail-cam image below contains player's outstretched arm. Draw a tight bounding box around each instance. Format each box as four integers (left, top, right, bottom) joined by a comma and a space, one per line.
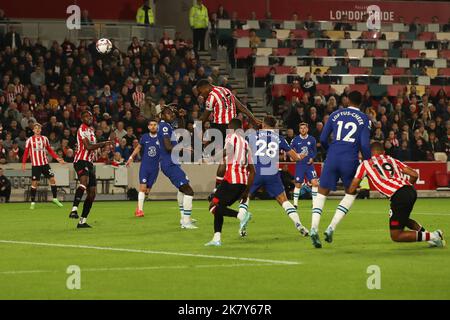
359, 123, 371, 160
401, 166, 419, 184
126, 144, 142, 167
200, 109, 212, 124
83, 138, 112, 151
287, 149, 301, 162
235, 97, 262, 127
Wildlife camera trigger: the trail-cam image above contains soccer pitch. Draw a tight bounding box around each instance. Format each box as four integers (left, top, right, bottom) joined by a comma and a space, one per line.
0, 198, 449, 300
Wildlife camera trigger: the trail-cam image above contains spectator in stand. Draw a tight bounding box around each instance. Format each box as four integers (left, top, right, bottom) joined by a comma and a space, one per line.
409, 17, 423, 35
249, 29, 261, 48
4, 26, 21, 51
81, 9, 94, 26
190, 0, 209, 52
0, 9, 8, 22
209, 12, 219, 50
303, 14, 318, 31
334, 13, 352, 31
216, 5, 229, 19
230, 11, 243, 30
136, 0, 155, 26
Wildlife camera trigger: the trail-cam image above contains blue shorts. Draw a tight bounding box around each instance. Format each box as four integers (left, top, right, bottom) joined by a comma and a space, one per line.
319, 157, 359, 191
161, 162, 189, 189
250, 172, 285, 198
295, 163, 318, 183
139, 165, 159, 188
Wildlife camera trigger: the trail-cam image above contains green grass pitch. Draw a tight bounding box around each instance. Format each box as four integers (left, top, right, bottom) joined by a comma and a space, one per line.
0, 198, 449, 300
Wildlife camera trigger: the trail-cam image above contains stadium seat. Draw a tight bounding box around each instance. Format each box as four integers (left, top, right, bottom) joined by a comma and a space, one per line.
331, 65, 348, 74
392, 23, 408, 32
253, 66, 271, 78
372, 49, 385, 57
440, 68, 450, 76
349, 67, 369, 74
347, 49, 365, 58
440, 50, 450, 59
235, 48, 252, 59
282, 21, 296, 29
316, 84, 331, 95
404, 49, 420, 58
412, 41, 426, 50
417, 76, 431, 85
236, 29, 250, 37
326, 31, 345, 40
420, 49, 437, 58
434, 152, 448, 162
292, 29, 308, 39
426, 68, 438, 78
303, 39, 316, 48
339, 39, 353, 49
349, 84, 368, 94
275, 29, 290, 40
342, 76, 355, 85
217, 19, 231, 29
396, 58, 410, 68
319, 21, 333, 30
387, 85, 406, 96
256, 48, 273, 56
237, 37, 250, 48
436, 32, 450, 40
404, 32, 417, 40
275, 66, 292, 74
264, 38, 278, 48
360, 58, 373, 67
383, 32, 400, 41
418, 32, 435, 41
246, 20, 260, 29
434, 59, 447, 68
283, 56, 298, 66
273, 74, 288, 84
255, 56, 269, 66
372, 66, 385, 75
406, 85, 425, 95
388, 49, 401, 58
379, 75, 393, 85
296, 66, 311, 76
429, 85, 450, 96
256, 29, 272, 38
426, 24, 440, 33
330, 84, 348, 95
312, 48, 328, 56
296, 47, 310, 56
356, 22, 368, 31
369, 84, 388, 96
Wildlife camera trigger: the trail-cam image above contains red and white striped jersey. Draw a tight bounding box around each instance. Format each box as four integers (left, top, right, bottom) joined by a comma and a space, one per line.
14, 84, 24, 96
205, 86, 236, 124
132, 91, 145, 107
22, 135, 58, 166
224, 132, 251, 185
354, 154, 413, 198
74, 123, 97, 163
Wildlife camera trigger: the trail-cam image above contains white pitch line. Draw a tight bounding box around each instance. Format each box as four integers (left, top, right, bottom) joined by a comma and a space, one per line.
0, 240, 301, 266
0, 263, 283, 275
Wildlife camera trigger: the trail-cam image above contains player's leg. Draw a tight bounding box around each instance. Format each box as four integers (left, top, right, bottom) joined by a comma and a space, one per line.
179, 183, 197, 229
306, 165, 319, 203
293, 164, 305, 208
206, 181, 246, 246
78, 185, 96, 228
406, 218, 426, 232
275, 191, 309, 236
136, 184, 148, 217
46, 165, 63, 207
29, 179, 38, 210
324, 162, 358, 243
390, 187, 445, 247
70, 162, 88, 219
29, 166, 41, 209
77, 165, 97, 228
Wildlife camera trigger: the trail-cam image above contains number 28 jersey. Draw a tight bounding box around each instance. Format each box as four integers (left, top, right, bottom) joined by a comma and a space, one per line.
321, 106, 371, 161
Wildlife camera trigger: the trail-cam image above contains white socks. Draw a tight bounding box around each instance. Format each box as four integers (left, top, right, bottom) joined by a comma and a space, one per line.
177, 191, 184, 218
183, 195, 193, 223
213, 232, 221, 242
328, 193, 356, 231
312, 193, 326, 230
72, 206, 77, 212
138, 192, 145, 211
293, 187, 300, 206
312, 186, 318, 201
282, 201, 301, 225
237, 199, 249, 221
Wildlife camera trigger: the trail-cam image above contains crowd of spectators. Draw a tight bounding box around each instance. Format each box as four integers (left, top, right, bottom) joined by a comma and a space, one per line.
0, 15, 242, 165
0, 5, 448, 167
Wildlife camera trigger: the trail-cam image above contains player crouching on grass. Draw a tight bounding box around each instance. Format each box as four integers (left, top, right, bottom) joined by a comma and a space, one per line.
22, 123, 65, 209
126, 118, 160, 217
342, 142, 444, 247
205, 118, 255, 247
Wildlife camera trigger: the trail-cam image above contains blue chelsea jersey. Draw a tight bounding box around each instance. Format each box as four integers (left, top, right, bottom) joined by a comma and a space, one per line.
290, 134, 317, 165
139, 133, 160, 168
320, 106, 371, 160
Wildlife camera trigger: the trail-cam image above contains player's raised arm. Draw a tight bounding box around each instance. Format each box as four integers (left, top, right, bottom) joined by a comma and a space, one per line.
320, 118, 333, 150
22, 139, 30, 171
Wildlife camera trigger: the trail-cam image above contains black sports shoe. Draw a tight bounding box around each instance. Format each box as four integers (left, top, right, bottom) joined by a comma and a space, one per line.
294, 205, 298, 210
77, 223, 92, 229
69, 211, 79, 219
